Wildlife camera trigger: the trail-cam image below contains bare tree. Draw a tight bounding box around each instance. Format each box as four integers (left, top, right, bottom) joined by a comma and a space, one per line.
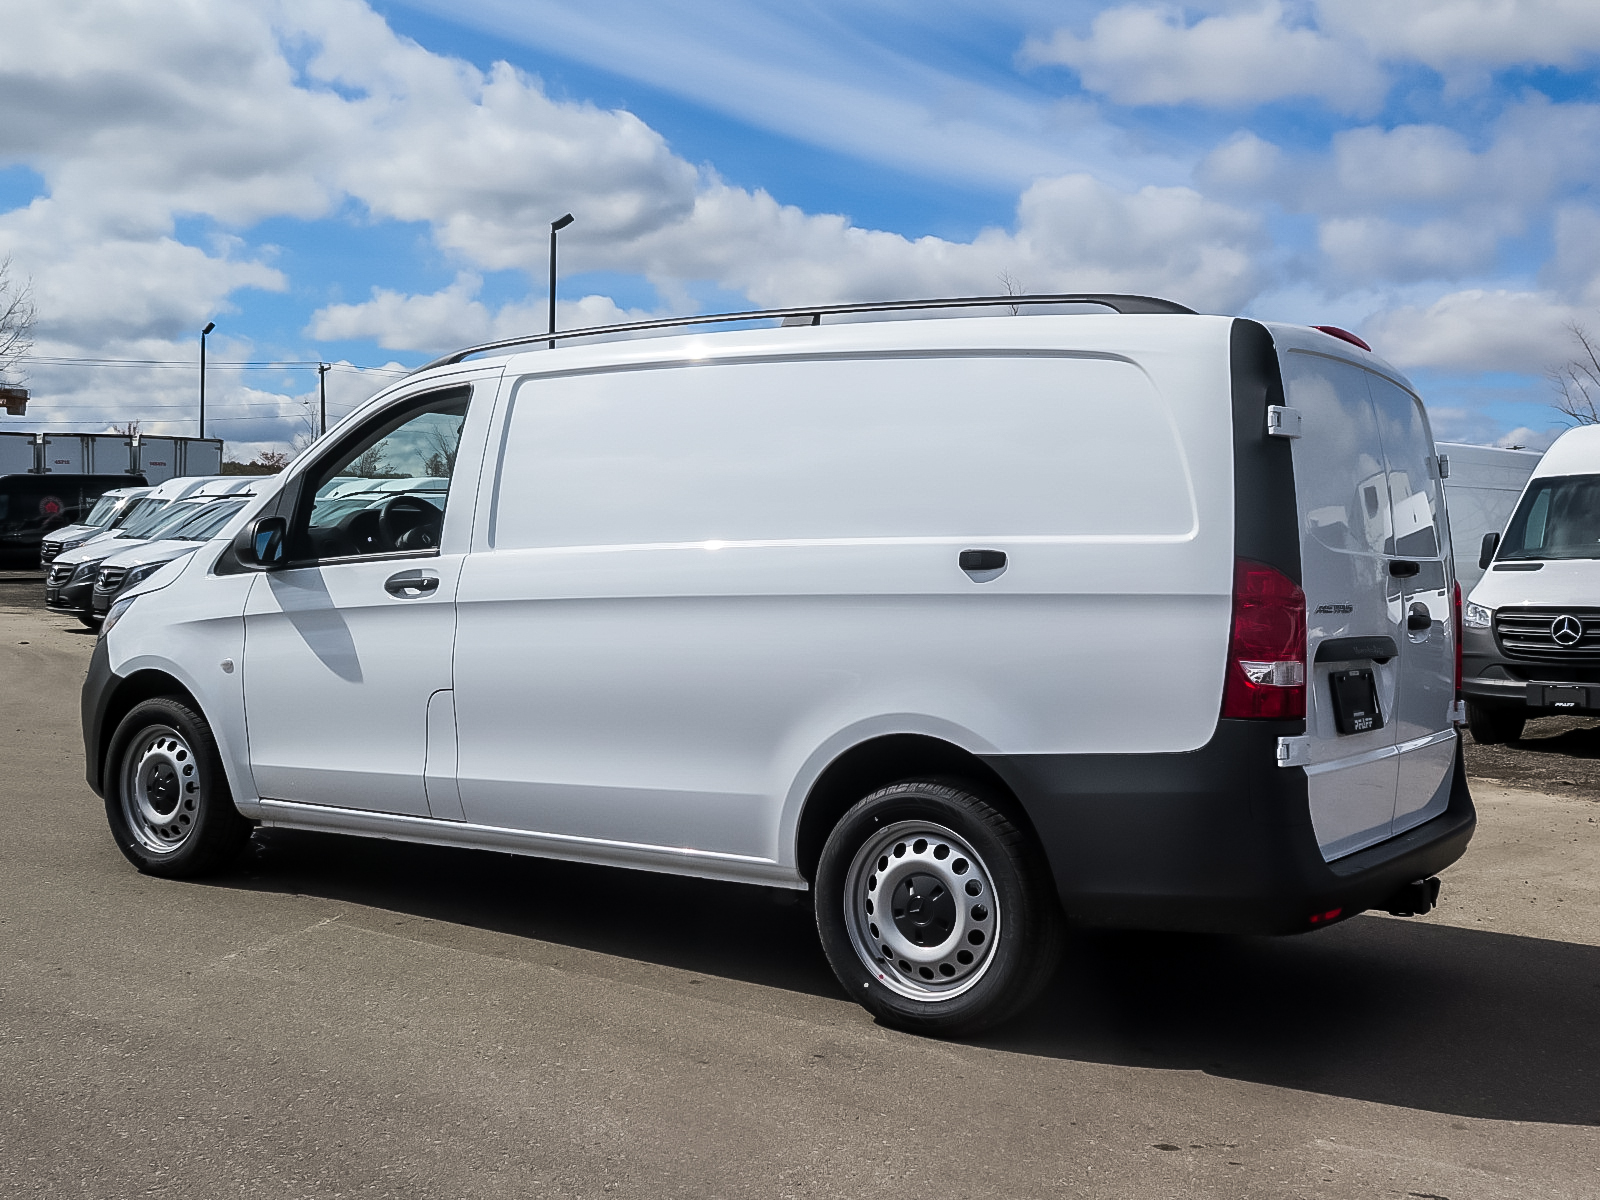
421, 417, 462, 478
349, 444, 389, 477
997, 270, 1027, 316
0, 257, 35, 386
1550, 320, 1600, 425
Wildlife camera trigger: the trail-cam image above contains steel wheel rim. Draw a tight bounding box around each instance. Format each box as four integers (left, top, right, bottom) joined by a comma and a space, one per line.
843, 819, 1001, 1002
120, 724, 202, 855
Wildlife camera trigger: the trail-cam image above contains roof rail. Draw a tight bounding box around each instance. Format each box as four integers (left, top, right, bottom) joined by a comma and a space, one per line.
419, 292, 1197, 370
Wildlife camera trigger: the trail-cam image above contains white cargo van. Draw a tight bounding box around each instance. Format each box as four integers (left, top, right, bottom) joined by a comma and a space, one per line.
82, 296, 1474, 1035
1463, 424, 1600, 742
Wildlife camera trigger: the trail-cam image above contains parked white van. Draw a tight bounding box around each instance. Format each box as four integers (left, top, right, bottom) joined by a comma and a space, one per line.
82, 296, 1474, 1035
1463, 423, 1600, 743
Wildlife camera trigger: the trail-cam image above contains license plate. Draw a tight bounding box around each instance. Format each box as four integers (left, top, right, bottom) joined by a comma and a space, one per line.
1532, 684, 1591, 710
1329, 668, 1383, 735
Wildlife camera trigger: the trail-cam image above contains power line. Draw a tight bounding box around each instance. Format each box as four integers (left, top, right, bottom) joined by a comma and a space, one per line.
15, 354, 411, 376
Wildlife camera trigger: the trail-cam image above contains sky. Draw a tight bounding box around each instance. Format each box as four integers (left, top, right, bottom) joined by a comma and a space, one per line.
3, 0, 1600, 458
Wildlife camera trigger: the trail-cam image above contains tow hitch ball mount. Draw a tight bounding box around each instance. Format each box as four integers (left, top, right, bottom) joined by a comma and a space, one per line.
1385, 876, 1442, 917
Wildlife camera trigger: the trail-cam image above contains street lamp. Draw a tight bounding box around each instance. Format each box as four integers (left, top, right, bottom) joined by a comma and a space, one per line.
548, 213, 574, 349
317, 362, 330, 436
199, 321, 215, 439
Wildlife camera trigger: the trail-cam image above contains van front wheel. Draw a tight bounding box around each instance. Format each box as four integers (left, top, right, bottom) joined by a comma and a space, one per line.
815, 780, 1061, 1037
104, 698, 251, 877
1466, 700, 1526, 745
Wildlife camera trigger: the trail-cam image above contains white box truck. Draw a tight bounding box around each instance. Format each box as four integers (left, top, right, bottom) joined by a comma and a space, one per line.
1438, 442, 1543, 595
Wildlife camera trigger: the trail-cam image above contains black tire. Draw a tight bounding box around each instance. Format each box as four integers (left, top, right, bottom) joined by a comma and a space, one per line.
77, 613, 101, 630
1466, 700, 1525, 745
104, 697, 252, 877
815, 779, 1062, 1037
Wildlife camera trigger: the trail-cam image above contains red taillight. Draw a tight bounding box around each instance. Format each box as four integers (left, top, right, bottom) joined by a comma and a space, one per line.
1311, 325, 1372, 352
1221, 558, 1306, 720
1453, 579, 1463, 697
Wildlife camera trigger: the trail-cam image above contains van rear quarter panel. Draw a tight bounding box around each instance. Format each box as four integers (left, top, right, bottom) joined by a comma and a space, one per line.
456, 317, 1238, 867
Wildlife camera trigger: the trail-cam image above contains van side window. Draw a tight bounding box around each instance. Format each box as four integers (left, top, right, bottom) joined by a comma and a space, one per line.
295, 390, 469, 561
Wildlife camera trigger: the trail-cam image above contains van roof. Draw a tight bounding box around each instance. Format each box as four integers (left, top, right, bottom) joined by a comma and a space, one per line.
188, 477, 259, 497
143, 475, 231, 501
420, 292, 1199, 371
1532, 423, 1600, 478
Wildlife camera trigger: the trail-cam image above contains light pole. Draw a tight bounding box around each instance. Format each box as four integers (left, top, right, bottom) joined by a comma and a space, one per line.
199, 321, 215, 438
317, 362, 330, 436
548, 213, 573, 349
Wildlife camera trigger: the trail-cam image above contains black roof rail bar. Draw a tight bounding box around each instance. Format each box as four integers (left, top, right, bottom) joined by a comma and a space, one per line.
418, 292, 1197, 370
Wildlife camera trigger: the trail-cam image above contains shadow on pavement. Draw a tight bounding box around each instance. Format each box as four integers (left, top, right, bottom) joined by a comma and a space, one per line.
1512, 723, 1600, 759
986, 920, 1600, 1127
231, 826, 1600, 1128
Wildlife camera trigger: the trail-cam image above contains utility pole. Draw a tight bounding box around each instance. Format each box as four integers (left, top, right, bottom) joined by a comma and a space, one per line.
199, 321, 215, 438
317, 362, 330, 436
548, 213, 573, 349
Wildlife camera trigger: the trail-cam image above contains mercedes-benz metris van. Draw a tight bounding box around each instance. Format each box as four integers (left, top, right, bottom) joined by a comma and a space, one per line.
81, 298, 1474, 1035
38, 486, 152, 564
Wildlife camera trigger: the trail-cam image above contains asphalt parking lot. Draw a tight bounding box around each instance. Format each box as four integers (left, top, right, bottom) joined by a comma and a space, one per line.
2, 568, 1597, 1199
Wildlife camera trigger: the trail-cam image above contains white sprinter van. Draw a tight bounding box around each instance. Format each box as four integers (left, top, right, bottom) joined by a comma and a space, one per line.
81, 296, 1474, 1036
1462, 423, 1600, 742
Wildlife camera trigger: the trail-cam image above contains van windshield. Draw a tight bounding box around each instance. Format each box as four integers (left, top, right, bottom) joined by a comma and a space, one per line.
170, 498, 249, 541
116, 497, 175, 537
83, 495, 125, 527
126, 500, 207, 541
1497, 473, 1600, 561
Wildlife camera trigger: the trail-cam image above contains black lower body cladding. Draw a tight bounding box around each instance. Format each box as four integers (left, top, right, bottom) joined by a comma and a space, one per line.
82, 635, 116, 796
983, 720, 1475, 935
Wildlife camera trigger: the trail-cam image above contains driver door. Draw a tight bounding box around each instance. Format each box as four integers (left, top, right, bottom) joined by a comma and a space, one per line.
242, 385, 479, 818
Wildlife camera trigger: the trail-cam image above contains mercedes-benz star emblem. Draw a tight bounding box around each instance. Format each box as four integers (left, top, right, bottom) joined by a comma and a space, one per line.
1551, 614, 1584, 646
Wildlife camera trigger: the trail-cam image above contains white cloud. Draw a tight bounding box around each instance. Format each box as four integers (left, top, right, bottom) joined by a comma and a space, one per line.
308, 274, 644, 353
1030, 0, 1600, 114
1546, 206, 1600, 301
1024, 2, 1387, 113
1362, 289, 1584, 373
1318, 0, 1600, 76
388, 0, 1183, 191
1318, 217, 1500, 285
1197, 131, 1284, 192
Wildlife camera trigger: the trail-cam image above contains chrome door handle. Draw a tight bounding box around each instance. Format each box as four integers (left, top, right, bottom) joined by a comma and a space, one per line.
385, 569, 439, 597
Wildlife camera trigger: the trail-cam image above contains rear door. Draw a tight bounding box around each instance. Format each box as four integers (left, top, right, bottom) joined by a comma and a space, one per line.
1282, 352, 1403, 859
1368, 374, 1456, 834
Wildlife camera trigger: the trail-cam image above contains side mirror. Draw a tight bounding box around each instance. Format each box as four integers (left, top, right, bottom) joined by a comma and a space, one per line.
235, 515, 288, 570
1479, 531, 1500, 571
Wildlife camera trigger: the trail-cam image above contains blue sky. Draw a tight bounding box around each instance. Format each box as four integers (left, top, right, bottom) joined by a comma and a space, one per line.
3, 0, 1600, 456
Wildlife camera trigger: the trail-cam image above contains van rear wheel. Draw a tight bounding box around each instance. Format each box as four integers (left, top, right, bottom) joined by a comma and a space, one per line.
1466, 701, 1525, 745
104, 697, 251, 877
815, 780, 1061, 1037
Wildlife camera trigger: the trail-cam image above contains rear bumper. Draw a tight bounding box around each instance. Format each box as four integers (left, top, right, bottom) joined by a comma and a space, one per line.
984, 720, 1475, 936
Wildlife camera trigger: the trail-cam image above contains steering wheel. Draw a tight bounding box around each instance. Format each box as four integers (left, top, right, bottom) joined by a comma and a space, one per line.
377, 495, 441, 551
